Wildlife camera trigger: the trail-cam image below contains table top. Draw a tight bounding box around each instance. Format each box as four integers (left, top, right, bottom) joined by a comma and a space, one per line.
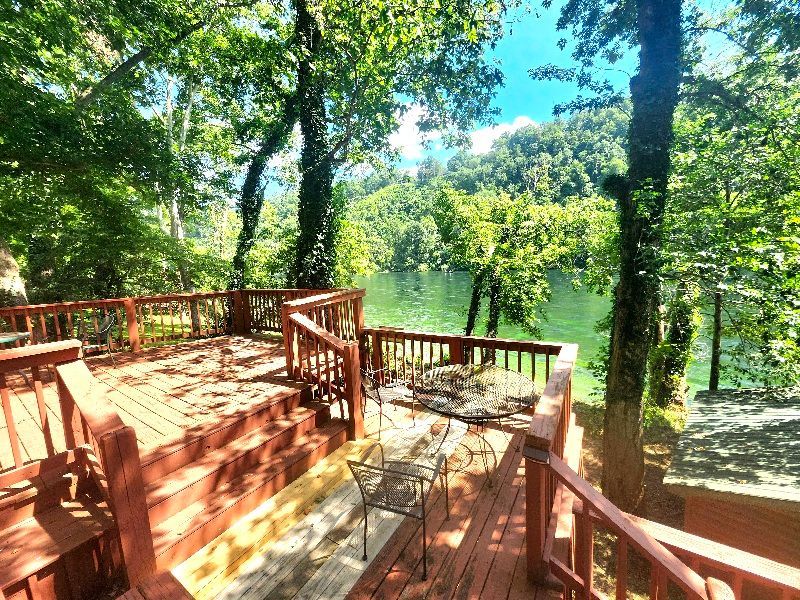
414, 364, 538, 422
0, 331, 30, 345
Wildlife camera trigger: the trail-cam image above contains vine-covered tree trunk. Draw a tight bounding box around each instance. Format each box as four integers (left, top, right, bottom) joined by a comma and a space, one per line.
649, 282, 699, 407
709, 290, 723, 390
602, 0, 682, 512
465, 270, 484, 336
290, 0, 336, 289
0, 238, 27, 307
483, 274, 501, 362
229, 94, 298, 290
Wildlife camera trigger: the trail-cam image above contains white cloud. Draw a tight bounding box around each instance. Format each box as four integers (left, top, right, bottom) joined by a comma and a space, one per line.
389, 105, 442, 161
469, 116, 536, 154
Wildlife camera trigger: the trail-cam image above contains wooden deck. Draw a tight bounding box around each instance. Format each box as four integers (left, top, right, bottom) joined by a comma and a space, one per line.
172, 394, 554, 600
0, 335, 305, 466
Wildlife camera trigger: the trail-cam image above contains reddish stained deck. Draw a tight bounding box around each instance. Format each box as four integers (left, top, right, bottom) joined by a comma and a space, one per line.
2, 335, 555, 599
345, 415, 555, 600
0, 335, 304, 467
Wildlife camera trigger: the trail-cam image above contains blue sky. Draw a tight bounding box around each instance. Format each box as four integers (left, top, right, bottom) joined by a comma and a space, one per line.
391, 3, 638, 172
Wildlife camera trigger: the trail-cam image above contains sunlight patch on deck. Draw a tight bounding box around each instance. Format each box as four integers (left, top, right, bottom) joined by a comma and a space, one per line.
171, 404, 465, 600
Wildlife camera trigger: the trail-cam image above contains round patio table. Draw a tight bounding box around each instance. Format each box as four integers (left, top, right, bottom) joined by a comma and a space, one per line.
414, 364, 538, 484
0, 331, 30, 345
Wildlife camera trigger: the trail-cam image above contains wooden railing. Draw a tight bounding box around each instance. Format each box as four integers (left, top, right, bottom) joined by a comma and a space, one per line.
0, 289, 338, 354
281, 289, 365, 440
360, 326, 564, 388
521, 342, 800, 600
0, 341, 156, 587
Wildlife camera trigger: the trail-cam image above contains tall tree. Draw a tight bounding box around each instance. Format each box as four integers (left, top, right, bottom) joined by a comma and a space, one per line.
535, 0, 683, 510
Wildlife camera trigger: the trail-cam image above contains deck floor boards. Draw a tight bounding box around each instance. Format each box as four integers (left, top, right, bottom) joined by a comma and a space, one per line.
182, 396, 551, 600
0, 335, 304, 467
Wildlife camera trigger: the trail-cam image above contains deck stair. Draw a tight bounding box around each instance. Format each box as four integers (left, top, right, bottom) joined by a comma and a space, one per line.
141, 385, 349, 570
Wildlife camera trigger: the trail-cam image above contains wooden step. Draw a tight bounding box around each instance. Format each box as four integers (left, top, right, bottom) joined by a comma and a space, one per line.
0, 498, 115, 594
146, 402, 332, 525
0, 468, 76, 530
152, 418, 349, 570
139, 387, 309, 485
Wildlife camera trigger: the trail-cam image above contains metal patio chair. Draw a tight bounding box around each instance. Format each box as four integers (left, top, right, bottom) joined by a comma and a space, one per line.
79, 313, 117, 365
348, 442, 448, 580
361, 367, 411, 439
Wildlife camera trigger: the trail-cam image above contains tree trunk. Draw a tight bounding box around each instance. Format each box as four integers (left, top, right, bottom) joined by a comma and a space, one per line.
709, 290, 722, 390
0, 238, 28, 307
483, 273, 501, 363
228, 94, 299, 290
291, 0, 336, 289
602, 0, 682, 512
465, 270, 484, 336
650, 282, 698, 407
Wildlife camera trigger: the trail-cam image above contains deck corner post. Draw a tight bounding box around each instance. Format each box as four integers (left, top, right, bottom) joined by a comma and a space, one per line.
343, 342, 364, 440
123, 298, 140, 353
232, 290, 246, 334
525, 453, 550, 582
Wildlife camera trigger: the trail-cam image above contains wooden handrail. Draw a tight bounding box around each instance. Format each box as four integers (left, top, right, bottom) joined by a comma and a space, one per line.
55, 360, 126, 440
549, 452, 709, 599
526, 343, 578, 453
0, 339, 83, 371
627, 514, 800, 596
282, 289, 365, 441
283, 288, 364, 311
362, 326, 565, 354
54, 358, 156, 586
288, 313, 347, 351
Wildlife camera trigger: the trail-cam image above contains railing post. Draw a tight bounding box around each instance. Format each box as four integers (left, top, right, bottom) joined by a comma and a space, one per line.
525, 452, 550, 582
370, 329, 384, 384
343, 342, 364, 440
449, 336, 464, 365
354, 296, 365, 339
56, 366, 86, 448
232, 290, 246, 335
282, 304, 295, 378
98, 426, 156, 586
123, 298, 140, 352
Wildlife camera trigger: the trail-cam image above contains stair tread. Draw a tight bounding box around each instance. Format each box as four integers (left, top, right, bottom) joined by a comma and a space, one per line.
145, 402, 330, 509
0, 498, 115, 591
152, 418, 348, 557
140, 387, 306, 472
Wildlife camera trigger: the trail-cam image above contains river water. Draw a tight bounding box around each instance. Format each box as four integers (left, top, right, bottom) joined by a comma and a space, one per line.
354, 271, 721, 401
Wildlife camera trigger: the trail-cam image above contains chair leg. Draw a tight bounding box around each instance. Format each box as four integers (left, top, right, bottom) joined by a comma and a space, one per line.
362, 503, 368, 561
421, 507, 428, 580
378, 400, 382, 440
443, 456, 450, 520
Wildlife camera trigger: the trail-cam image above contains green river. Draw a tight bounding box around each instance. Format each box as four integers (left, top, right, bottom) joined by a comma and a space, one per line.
355, 271, 723, 401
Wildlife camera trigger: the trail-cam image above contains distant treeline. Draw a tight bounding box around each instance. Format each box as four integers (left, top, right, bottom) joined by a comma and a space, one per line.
335, 105, 628, 273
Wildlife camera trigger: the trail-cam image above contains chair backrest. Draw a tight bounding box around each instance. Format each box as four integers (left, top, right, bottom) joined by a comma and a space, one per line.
360, 369, 381, 402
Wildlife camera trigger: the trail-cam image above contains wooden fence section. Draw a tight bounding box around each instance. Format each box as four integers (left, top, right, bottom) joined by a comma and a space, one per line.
360, 326, 564, 388
281, 289, 365, 440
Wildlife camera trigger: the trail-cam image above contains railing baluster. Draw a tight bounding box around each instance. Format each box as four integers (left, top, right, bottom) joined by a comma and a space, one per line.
616, 538, 629, 600
30, 365, 55, 456
0, 372, 23, 467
